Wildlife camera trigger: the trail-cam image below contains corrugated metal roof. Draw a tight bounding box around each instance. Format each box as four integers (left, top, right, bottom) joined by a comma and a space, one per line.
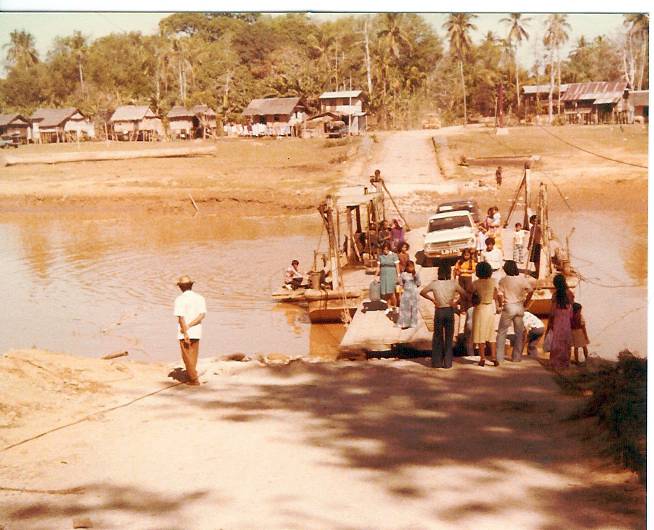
319, 90, 363, 99
0, 113, 29, 127
594, 95, 621, 105
30, 107, 82, 128
167, 106, 194, 119
560, 81, 628, 102
190, 104, 217, 117
242, 97, 302, 116
522, 84, 569, 95
631, 90, 649, 107
110, 105, 156, 122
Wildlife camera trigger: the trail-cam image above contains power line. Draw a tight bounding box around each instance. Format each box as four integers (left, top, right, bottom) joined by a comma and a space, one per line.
535, 124, 648, 169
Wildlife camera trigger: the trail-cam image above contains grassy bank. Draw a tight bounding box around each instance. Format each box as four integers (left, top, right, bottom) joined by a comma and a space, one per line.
0, 136, 362, 212
555, 352, 647, 482
446, 124, 648, 171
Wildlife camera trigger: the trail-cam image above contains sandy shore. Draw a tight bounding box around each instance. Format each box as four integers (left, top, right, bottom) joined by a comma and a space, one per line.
0, 349, 645, 529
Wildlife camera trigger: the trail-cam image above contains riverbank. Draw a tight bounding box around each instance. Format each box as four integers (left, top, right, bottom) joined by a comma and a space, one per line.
0, 348, 645, 529
0, 136, 365, 215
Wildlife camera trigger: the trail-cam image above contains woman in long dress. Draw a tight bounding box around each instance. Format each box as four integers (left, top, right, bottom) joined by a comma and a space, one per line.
376, 241, 400, 311
547, 273, 575, 369
471, 261, 501, 367
398, 260, 421, 329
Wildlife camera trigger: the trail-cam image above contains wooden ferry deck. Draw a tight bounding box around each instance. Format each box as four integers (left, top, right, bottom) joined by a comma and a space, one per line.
338, 223, 552, 355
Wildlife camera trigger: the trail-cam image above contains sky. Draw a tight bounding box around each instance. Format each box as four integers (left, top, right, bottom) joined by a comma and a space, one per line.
0, 11, 637, 73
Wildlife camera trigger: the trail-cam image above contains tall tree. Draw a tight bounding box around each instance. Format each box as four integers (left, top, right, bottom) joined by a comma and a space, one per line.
443, 13, 477, 124
56, 31, 88, 96
623, 14, 649, 90
543, 14, 570, 123
500, 13, 530, 111
3, 29, 39, 67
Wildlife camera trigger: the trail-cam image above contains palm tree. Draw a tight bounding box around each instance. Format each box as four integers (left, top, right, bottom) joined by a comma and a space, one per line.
3, 29, 39, 67
377, 13, 413, 128
624, 14, 649, 90
500, 13, 531, 111
307, 28, 335, 86
443, 13, 478, 124
377, 13, 412, 60
59, 31, 88, 96
543, 14, 570, 123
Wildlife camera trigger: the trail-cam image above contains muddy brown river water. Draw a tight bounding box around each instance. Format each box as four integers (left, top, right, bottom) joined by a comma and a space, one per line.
0, 205, 646, 362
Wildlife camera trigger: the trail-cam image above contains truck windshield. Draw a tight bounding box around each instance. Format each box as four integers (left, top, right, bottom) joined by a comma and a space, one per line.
428, 216, 471, 232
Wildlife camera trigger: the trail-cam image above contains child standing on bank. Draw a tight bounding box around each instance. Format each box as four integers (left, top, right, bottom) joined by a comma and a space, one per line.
513, 222, 527, 265
570, 302, 590, 364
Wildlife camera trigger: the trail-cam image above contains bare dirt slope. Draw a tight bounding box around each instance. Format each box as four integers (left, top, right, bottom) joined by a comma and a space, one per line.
356, 129, 458, 197
0, 351, 644, 529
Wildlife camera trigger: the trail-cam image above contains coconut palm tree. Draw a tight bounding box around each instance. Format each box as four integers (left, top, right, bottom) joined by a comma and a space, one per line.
377, 13, 412, 60
500, 13, 531, 111
543, 14, 570, 123
307, 28, 336, 86
3, 29, 39, 67
59, 31, 88, 96
624, 14, 649, 90
443, 13, 478, 124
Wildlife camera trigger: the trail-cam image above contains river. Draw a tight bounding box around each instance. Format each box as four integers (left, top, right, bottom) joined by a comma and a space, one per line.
0, 203, 646, 362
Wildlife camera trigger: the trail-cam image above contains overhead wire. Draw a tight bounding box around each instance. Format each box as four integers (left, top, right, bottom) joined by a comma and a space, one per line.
535, 124, 648, 169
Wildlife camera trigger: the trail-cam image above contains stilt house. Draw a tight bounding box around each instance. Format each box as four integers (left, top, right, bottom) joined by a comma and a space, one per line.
167, 104, 218, 139
0, 113, 31, 143
241, 97, 305, 136
110, 105, 163, 141
319, 90, 367, 134
30, 108, 95, 143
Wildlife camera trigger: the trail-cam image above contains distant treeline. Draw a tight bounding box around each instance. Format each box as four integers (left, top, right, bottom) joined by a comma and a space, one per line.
0, 13, 648, 127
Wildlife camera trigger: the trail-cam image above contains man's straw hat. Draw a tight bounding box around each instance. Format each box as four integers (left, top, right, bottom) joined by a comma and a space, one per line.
176, 274, 194, 286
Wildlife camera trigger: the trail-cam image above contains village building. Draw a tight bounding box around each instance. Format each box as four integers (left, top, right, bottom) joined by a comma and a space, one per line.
303, 111, 342, 138
522, 81, 635, 124
109, 105, 163, 141
561, 81, 631, 124
190, 104, 219, 138
241, 97, 305, 136
521, 84, 569, 119
30, 107, 95, 143
167, 104, 218, 139
0, 113, 31, 143
630, 90, 649, 123
318, 90, 367, 135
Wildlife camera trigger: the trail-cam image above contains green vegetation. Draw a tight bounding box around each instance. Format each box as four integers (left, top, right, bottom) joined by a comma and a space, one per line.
556, 352, 646, 482
0, 13, 648, 128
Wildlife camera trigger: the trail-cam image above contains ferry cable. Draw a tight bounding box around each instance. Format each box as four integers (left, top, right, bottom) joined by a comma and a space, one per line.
577, 271, 643, 289
535, 125, 648, 169
0, 379, 188, 454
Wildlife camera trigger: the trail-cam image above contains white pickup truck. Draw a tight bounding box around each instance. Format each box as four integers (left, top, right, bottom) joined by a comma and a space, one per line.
420, 210, 477, 266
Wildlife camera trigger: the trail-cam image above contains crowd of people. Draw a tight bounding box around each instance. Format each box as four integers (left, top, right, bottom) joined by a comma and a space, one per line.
369, 212, 589, 371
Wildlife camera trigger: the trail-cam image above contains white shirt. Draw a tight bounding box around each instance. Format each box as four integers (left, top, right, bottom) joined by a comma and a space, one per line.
513, 230, 527, 246
482, 248, 503, 271
523, 311, 544, 331
174, 290, 207, 340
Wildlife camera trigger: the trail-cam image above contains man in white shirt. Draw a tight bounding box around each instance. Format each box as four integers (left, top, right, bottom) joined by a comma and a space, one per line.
520, 311, 545, 358
173, 275, 207, 386
481, 236, 503, 275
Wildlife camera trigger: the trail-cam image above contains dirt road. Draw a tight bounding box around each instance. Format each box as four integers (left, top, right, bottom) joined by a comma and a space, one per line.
356, 129, 459, 198
0, 351, 643, 529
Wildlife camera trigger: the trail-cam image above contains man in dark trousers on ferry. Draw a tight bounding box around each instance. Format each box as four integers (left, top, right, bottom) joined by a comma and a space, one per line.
527, 215, 542, 279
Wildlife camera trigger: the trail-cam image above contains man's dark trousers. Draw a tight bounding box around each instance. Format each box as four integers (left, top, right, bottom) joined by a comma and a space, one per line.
433, 307, 455, 368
